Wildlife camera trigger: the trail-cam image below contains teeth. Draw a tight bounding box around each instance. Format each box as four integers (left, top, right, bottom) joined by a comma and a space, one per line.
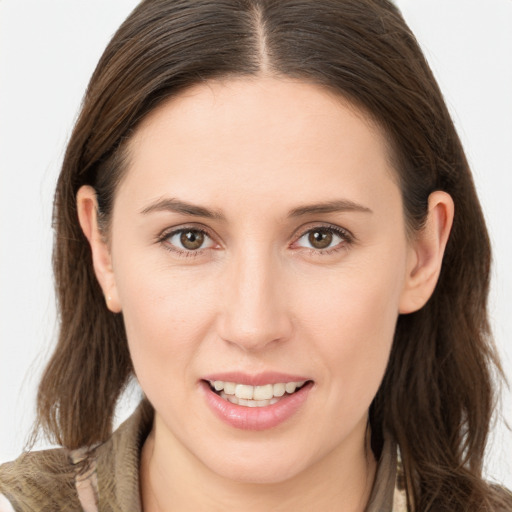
273, 383, 286, 397
210, 379, 307, 406
285, 382, 297, 394
253, 384, 273, 400
235, 384, 254, 400
219, 391, 274, 408
225, 393, 238, 404
224, 382, 236, 395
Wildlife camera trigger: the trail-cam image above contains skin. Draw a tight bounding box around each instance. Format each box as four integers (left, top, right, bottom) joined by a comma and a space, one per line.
77, 77, 453, 511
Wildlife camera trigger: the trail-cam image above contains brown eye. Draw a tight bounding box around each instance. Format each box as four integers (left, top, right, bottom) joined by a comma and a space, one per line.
308, 229, 333, 249
180, 230, 205, 250
164, 228, 216, 253
295, 226, 349, 253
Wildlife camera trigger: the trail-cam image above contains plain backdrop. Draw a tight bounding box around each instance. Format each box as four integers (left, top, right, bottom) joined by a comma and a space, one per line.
1, 0, 511, 488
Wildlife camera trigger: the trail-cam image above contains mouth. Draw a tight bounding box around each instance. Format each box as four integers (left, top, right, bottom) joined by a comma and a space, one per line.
203, 379, 312, 408
201, 375, 314, 430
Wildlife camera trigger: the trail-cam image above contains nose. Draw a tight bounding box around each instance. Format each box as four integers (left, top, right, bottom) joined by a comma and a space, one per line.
216, 246, 293, 352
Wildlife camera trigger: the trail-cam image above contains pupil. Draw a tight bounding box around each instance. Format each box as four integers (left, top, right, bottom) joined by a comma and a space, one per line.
309, 230, 332, 249
180, 230, 204, 250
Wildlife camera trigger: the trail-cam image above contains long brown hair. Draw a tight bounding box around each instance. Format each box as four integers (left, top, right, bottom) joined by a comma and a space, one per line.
36, 0, 510, 509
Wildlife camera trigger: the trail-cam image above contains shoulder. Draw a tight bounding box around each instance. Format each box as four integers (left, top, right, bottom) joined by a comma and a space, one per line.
0, 448, 81, 511
0, 400, 153, 512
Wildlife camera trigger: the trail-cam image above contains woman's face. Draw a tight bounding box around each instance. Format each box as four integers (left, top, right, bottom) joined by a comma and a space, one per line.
104, 77, 417, 483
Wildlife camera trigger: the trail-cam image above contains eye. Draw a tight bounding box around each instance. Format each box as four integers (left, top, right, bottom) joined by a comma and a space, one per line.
163, 228, 216, 252
295, 226, 350, 252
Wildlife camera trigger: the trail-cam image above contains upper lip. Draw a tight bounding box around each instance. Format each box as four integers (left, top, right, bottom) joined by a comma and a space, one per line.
202, 372, 311, 386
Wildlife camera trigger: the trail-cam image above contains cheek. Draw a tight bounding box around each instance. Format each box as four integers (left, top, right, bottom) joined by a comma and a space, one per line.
297, 255, 405, 402
113, 254, 219, 386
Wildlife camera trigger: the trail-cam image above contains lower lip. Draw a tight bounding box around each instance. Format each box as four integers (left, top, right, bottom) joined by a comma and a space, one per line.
201, 381, 312, 431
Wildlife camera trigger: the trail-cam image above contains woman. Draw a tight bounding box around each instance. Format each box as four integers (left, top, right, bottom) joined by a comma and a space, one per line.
0, 0, 510, 510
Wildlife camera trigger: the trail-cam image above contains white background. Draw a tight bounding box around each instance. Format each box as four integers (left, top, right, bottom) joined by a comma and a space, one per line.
1, 0, 511, 488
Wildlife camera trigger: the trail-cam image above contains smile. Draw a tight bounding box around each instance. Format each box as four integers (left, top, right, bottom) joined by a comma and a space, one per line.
207, 380, 308, 407
201, 375, 314, 430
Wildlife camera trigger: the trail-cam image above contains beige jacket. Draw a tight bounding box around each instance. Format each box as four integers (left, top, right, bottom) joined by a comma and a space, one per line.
0, 401, 406, 511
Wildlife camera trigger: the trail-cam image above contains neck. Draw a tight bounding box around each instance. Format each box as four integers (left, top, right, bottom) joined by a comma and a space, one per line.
140, 416, 377, 512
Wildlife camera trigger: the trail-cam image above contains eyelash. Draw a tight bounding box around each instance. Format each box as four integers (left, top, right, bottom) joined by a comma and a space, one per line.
156, 224, 354, 258
294, 225, 354, 256
157, 226, 215, 258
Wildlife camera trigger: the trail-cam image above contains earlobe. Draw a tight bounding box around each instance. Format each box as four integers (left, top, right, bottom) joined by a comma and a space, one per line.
76, 185, 122, 313
399, 191, 454, 314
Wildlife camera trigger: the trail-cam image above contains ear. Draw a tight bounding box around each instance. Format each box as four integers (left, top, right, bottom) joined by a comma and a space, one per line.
399, 191, 454, 314
76, 185, 122, 313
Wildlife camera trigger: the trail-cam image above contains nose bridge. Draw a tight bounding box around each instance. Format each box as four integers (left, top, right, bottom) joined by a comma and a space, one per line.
218, 243, 291, 350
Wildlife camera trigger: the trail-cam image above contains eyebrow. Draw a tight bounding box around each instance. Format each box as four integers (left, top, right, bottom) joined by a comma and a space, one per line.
140, 197, 372, 219
140, 198, 225, 219
288, 199, 373, 217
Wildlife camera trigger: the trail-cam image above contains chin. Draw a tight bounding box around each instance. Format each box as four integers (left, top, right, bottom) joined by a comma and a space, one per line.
196, 440, 314, 485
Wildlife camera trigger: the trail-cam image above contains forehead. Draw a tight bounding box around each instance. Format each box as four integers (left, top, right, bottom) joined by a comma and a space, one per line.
119, 77, 398, 215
